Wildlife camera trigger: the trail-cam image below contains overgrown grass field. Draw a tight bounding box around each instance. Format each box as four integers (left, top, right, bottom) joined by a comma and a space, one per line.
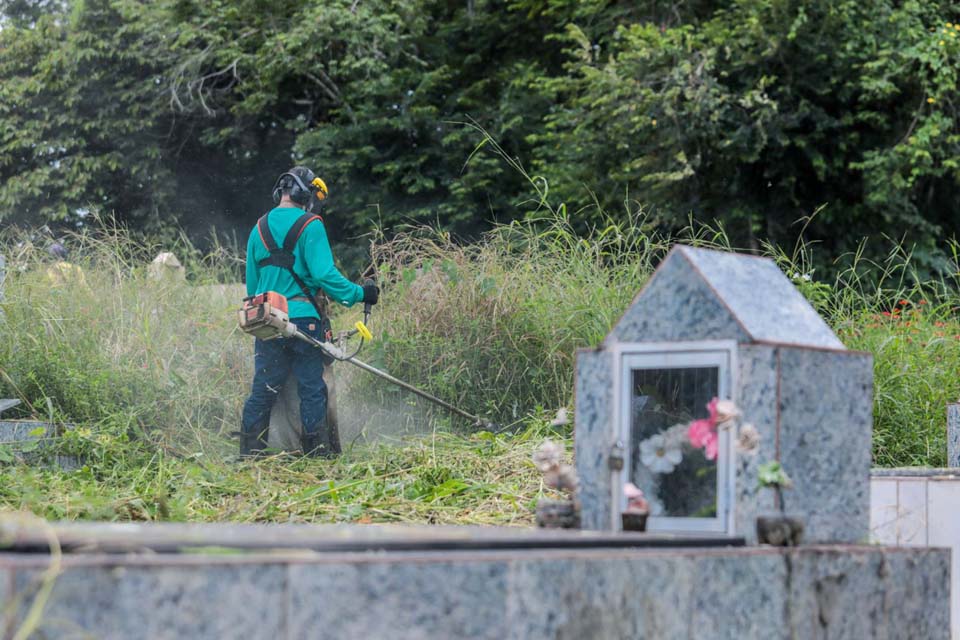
0, 217, 958, 524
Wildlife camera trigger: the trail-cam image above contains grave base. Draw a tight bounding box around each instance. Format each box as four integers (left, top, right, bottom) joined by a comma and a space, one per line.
0, 523, 949, 639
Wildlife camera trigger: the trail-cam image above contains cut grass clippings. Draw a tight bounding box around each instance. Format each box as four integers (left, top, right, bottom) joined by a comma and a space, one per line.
0, 424, 570, 525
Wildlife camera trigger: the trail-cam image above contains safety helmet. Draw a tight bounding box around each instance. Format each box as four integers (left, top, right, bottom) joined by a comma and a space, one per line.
271, 166, 329, 207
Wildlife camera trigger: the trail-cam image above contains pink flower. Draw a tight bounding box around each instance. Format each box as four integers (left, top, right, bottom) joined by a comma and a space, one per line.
705, 397, 719, 424
623, 482, 649, 513
687, 398, 721, 460
688, 418, 713, 448
624, 482, 644, 499
704, 432, 719, 460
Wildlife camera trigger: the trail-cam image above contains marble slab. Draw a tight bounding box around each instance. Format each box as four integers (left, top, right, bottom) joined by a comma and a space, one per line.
927, 479, 960, 640
574, 348, 615, 531
0, 400, 20, 415
948, 403, 960, 468
895, 479, 928, 546
674, 246, 845, 349
733, 344, 780, 542
869, 472, 960, 639
289, 559, 509, 639
608, 247, 751, 345
0, 545, 948, 640
777, 347, 872, 543
9, 563, 289, 639
0, 421, 79, 469
0, 521, 742, 554
869, 478, 898, 544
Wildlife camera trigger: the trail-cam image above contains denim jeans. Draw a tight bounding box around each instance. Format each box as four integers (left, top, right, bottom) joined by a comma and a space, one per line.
241, 317, 327, 436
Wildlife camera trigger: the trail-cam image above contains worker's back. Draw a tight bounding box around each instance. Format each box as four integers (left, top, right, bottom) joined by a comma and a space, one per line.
244, 206, 362, 319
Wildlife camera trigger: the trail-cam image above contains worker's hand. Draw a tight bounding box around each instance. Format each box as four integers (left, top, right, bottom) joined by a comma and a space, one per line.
362, 280, 380, 306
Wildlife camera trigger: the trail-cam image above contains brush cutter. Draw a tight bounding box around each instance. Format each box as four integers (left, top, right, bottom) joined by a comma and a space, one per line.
239, 288, 496, 430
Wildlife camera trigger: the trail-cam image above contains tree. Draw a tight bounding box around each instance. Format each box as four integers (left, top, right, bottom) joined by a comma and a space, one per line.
531, 0, 960, 271
4, 0, 958, 274
0, 0, 175, 229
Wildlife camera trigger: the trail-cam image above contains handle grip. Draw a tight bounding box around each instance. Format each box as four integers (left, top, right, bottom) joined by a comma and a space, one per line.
363, 278, 376, 319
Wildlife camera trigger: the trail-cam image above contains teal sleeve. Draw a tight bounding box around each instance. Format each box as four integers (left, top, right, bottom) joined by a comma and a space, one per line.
302, 222, 364, 307
245, 231, 259, 297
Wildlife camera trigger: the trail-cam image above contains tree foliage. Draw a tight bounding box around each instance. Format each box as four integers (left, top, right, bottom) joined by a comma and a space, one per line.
531, 0, 960, 269
1, 0, 959, 270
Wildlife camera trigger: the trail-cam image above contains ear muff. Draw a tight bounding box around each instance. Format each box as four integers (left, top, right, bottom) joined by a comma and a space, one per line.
271, 172, 329, 206
272, 173, 295, 204
311, 177, 328, 201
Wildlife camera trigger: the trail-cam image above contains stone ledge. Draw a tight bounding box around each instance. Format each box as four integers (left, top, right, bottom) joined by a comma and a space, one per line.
872, 467, 960, 478
0, 521, 744, 555
0, 544, 949, 639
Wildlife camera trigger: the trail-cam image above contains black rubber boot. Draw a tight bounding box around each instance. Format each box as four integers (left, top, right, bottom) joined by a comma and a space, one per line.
326, 421, 342, 456
301, 431, 334, 459
240, 421, 269, 458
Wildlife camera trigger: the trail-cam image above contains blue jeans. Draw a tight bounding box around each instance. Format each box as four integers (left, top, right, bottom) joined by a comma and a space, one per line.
241, 317, 327, 436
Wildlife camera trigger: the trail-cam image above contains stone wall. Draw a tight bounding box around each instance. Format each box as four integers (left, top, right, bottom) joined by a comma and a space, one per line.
775, 346, 872, 543
1, 545, 949, 639
871, 469, 960, 640
574, 347, 614, 530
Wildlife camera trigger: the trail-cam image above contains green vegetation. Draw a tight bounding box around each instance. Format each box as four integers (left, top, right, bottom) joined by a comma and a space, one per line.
2, 427, 557, 525
2, 1, 959, 273
758, 461, 793, 489
1, 215, 959, 524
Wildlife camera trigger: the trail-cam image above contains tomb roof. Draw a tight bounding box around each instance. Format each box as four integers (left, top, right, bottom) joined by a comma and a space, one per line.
608, 245, 844, 349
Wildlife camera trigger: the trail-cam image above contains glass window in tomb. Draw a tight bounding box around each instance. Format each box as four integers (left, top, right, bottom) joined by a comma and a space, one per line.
618, 344, 734, 533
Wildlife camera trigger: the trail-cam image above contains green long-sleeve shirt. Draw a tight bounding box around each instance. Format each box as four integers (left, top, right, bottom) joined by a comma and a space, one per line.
245, 207, 363, 319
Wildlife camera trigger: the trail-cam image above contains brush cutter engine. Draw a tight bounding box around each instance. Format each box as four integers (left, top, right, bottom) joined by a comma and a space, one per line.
239, 292, 298, 340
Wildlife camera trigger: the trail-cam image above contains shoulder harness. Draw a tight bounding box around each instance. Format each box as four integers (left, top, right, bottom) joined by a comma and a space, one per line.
255, 211, 326, 319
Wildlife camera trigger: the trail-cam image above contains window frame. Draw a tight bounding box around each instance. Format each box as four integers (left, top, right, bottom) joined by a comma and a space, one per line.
611, 340, 738, 534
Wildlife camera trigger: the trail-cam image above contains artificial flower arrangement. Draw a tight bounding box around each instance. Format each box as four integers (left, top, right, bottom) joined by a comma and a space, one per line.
632, 397, 759, 517
532, 439, 580, 528
621, 481, 651, 530
640, 398, 759, 470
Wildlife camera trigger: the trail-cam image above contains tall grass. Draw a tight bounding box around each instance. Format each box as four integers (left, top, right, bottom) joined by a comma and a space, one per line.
0, 219, 577, 524
0, 211, 959, 526
0, 221, 247, 452
367, 214, 664, 425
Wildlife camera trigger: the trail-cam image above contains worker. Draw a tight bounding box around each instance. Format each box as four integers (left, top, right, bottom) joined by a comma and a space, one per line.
241, 166, 378, 458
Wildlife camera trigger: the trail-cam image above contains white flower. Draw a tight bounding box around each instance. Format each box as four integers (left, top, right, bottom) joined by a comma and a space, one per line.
715, 400, 740, 426
639, 433, 683, 474
736, 423, 760, 455
532, 440, 563, 473
661, 422, 691, 446
550, 407, 569, 427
